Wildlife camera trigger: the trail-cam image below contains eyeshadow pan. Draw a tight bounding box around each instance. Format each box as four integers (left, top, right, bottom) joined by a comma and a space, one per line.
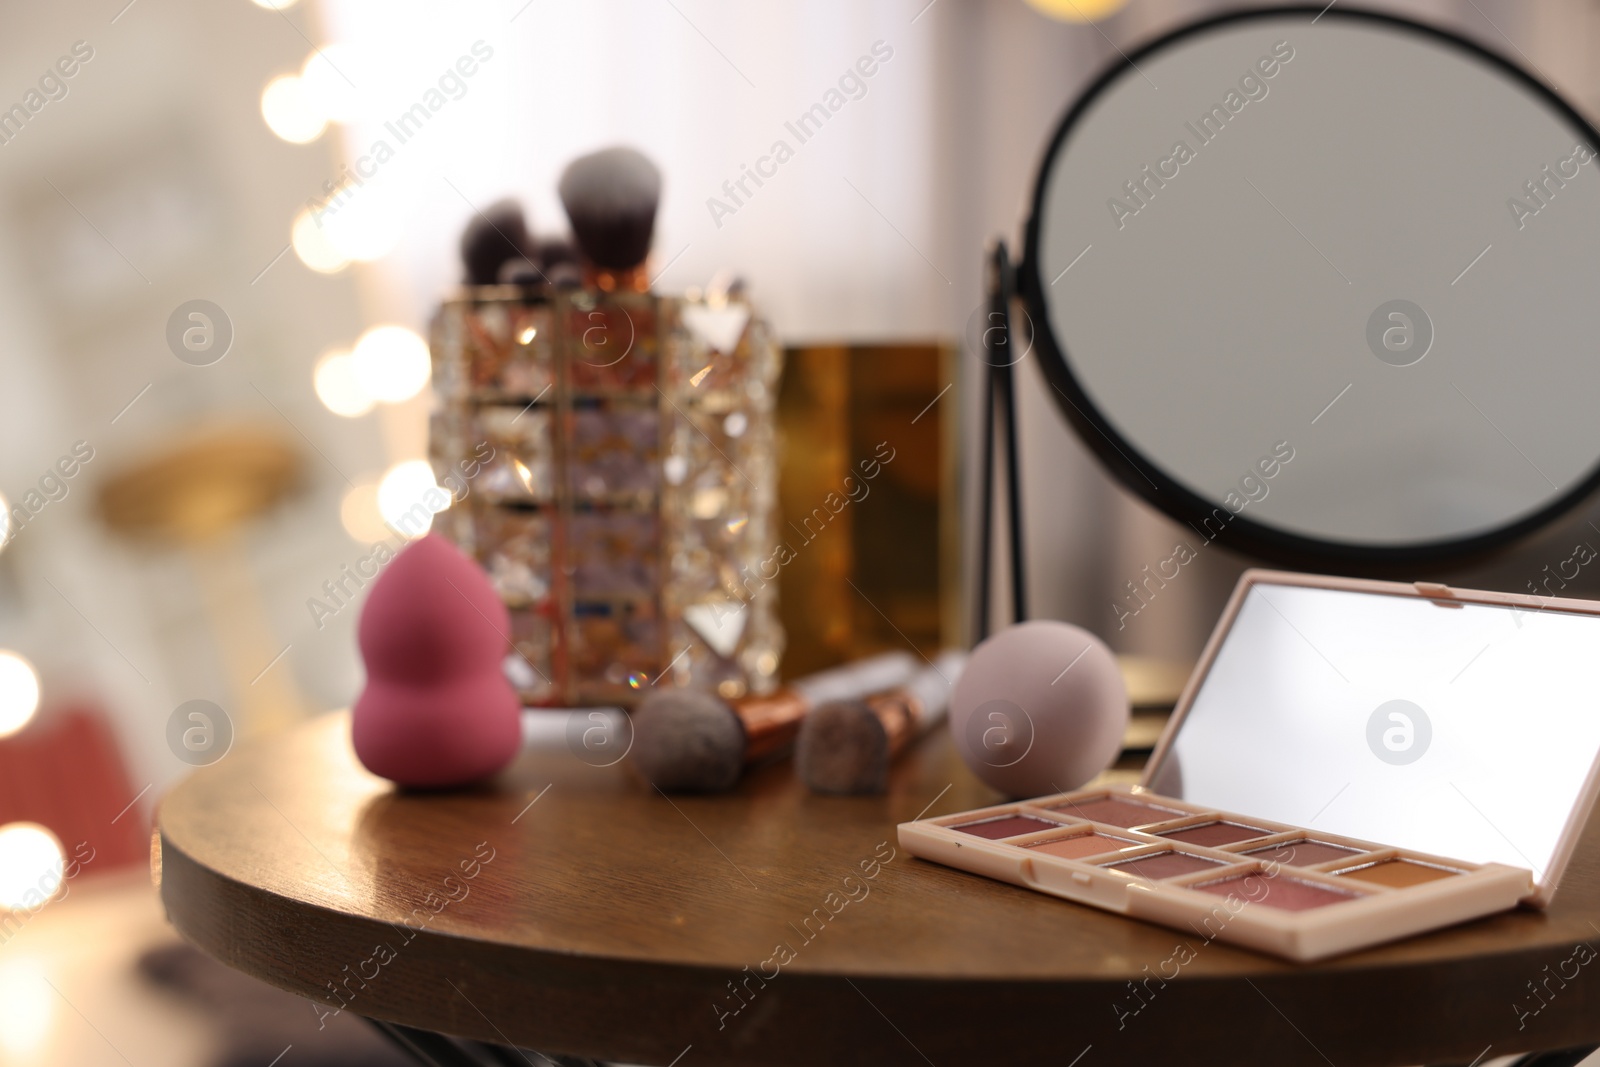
1195, 872, 1357, 912
1243, 839, 1363, 866
1158, 821, 1271, 847
1050, 795, 1183, 828
952, 814, 1056, 840
1337, 859, 1460, 888
1026, 833, 1135, 860
1101, 851, 1226, 880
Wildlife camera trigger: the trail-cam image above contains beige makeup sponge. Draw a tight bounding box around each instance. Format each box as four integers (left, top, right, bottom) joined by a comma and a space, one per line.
950, 621, 1128, 797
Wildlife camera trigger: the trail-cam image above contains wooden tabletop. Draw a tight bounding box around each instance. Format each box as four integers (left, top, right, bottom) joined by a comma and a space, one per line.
158, 712, 1600, 1066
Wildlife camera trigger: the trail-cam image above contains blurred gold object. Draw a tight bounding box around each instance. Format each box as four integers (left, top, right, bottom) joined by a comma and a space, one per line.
1117, 654, 1192, 709
97, 425, 306, 734
776, 344, 959, 677
1122, 709, 1170, 752
97, 425, 300, 543
1116, 656, 1192, 753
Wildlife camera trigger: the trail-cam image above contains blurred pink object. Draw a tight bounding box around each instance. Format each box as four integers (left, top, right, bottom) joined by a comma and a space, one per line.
0, 704, 148, 871
352, 534, 522, 788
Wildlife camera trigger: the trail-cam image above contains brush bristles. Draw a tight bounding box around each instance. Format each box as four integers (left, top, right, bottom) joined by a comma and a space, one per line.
497, 257, 544, 286
539, 239, 582, 288
539, 238, 578, 270
461, 200, 534, 286
631, 690, 745, 792
797, 700, 890, 795
558, 146, 661, 272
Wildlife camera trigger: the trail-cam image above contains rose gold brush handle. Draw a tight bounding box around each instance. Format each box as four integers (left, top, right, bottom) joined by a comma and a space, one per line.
862, 691, 924, 756
734, 690, 811, 763
869, 650, 965, 755
734, 651, 921, 763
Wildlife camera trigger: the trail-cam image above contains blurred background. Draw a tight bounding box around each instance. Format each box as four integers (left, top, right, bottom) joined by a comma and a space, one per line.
1, 0, 1598, 1063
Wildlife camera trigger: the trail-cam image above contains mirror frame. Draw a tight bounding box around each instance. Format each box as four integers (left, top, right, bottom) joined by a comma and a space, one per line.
1020, 5, 1600, 570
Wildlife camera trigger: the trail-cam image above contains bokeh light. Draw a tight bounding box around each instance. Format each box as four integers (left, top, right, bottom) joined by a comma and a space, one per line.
300, 45, 364, 124
259, 74, 327, 144
339, 483, 391, 543
353, 325, 430, 404
317, 195, 402, 263
378, 461, 447, 538
291, 209, 350, 274
1022, 0, 1128, 21
0, 652, 41, 740
313, 350, 375, 417
0, 823, 63, 910
0, 957, 53, 1059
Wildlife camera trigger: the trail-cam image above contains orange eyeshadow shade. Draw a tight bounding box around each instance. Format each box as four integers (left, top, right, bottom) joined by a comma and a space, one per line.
1026, 833, 1133, 859
1337, 859, 1460, 888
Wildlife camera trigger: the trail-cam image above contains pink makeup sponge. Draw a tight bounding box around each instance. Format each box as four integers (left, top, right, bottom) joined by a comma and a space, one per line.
351, 534, 522, 788
951, 621, 1128, 798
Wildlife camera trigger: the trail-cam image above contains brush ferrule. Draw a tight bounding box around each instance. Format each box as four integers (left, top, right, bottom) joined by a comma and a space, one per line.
732, 689, 810, 762
585, 264, 651, 293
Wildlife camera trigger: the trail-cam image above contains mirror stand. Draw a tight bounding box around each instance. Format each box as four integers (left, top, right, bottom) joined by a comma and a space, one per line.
974, 238, 1029, 641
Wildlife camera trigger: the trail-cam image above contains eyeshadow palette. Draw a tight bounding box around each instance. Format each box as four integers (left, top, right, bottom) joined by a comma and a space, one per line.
902, 571, 1600, 960
898, 785, 1532, 961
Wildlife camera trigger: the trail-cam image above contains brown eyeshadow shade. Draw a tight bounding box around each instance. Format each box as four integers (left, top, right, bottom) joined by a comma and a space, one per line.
1101, 851, 1226, 880
1337, 859, 1460, 888
1158, 821, 1271, 847
1051, 796, 1183, 828
953, 814, 1056, 840
1244, 839, 1363, 867
1195, 872, 1357, 912
1027, 833, 1134, 860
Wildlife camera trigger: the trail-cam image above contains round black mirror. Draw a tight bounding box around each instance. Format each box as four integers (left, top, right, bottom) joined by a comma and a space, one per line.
1021, 6, 1600, 568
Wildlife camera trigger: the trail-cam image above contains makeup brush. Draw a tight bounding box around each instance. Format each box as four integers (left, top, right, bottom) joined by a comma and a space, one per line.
496, 257, 545, 286
539, 237, 578, 271
631, 651, 919, 792
557, 146, 661, 288
539, 237, 582, 288
460, 199, 535, 286
797, 651, 967, 795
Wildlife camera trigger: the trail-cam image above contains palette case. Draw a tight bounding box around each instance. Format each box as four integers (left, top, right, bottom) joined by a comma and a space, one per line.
900, 787, 1530, 961
900, 570, 1600, 961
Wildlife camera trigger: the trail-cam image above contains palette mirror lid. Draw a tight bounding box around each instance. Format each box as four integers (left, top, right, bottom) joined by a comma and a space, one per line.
1143, 570, 1600, 905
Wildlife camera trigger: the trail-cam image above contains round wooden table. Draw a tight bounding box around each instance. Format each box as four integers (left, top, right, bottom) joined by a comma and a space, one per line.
157, 712, 1600, 1066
